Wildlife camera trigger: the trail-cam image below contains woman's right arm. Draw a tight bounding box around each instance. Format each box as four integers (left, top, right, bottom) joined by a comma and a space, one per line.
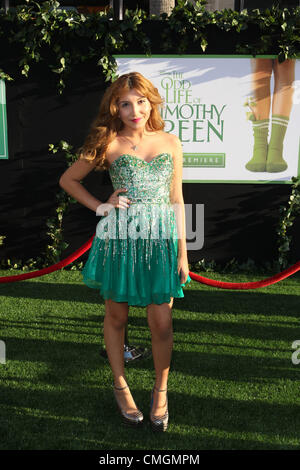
59, 158, 104, 213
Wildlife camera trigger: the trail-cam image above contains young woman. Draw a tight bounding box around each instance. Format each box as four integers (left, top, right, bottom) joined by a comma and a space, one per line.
59, 72, 191, 432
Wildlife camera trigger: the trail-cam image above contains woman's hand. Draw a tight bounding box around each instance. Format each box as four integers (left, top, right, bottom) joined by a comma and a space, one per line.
177, 255, 189, 285
96, 188, 131, 216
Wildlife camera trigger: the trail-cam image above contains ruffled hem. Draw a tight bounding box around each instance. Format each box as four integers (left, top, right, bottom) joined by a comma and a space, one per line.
81, 234, 191, 307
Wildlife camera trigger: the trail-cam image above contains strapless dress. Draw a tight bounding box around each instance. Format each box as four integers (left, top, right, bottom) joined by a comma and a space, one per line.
81, 153, 191, 306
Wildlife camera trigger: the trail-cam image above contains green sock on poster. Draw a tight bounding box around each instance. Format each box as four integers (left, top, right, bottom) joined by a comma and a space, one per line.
245, 118, 269, 172
266, 114, 289, 173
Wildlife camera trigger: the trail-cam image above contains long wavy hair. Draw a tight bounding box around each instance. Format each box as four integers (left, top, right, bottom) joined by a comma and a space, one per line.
77, 72, 165, 171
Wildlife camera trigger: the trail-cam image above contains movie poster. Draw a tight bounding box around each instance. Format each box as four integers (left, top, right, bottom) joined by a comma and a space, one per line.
115, 55, 300, 184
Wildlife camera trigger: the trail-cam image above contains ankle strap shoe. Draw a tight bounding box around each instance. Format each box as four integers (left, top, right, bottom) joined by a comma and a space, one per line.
150, 386, 169, 432
113, 383, 144, 426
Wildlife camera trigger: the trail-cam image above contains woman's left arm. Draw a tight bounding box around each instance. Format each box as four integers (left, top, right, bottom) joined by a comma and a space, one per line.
169, 135, 189, 284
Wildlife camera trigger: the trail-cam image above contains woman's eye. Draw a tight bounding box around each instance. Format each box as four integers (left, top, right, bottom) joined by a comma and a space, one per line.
122, 100, 146, 108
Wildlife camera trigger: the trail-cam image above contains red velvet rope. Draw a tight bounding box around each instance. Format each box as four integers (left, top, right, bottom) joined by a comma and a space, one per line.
189, 262, 300, 289
0, 233, 299, 289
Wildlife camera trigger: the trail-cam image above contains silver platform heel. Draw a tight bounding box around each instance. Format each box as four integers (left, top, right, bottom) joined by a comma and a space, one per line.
150, 386, 169, 432
113, 383, 144, 426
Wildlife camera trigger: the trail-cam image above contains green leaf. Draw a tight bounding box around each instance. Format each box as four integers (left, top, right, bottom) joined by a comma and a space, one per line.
201, 38, 208, 52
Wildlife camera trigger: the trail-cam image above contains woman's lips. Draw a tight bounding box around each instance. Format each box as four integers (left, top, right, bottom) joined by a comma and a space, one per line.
131, 118, 141, 123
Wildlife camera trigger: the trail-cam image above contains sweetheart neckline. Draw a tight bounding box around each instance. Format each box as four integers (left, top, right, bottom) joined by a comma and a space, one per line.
108, 152, 172, 170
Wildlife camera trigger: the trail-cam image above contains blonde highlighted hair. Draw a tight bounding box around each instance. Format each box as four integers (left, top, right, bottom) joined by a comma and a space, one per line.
77, 72, 165, 171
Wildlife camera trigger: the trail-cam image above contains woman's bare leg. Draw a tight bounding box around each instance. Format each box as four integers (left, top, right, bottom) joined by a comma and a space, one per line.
147, 297, 174, 416
104, 299, 139, 413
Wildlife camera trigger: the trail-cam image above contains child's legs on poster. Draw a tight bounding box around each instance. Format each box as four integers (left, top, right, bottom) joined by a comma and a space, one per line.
272, 58, 295, 116
245, 59, 272, 172
266, 58, 296, 172
250, 58, 272, 120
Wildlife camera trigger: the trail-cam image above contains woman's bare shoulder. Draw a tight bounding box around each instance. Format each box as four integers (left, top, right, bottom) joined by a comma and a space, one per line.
165, 132, 181, 143
156, 130, 171, 137
158, 130, 180, 145
155, 130, 180, 145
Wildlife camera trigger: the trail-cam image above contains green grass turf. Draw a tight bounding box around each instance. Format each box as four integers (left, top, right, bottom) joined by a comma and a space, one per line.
0, 269, 300, 450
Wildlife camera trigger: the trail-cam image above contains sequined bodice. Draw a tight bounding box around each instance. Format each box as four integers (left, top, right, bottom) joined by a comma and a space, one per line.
108, 153, 173, 204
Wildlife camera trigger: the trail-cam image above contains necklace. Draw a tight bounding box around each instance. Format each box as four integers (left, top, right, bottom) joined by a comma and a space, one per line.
121, 133, 145, 151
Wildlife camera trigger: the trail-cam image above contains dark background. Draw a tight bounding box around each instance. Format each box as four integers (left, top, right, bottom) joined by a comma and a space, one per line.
2, 1, 300, 13
2, 0, 300, 11
235, 1, 300, 10
0, 3, 299, 267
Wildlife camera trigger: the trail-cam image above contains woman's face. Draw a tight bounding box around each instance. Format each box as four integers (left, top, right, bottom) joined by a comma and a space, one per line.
117, 88, 152, 130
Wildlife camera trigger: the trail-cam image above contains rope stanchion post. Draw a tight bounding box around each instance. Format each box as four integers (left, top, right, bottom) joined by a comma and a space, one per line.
123, 324, 151, 362
100, 323, 152, 363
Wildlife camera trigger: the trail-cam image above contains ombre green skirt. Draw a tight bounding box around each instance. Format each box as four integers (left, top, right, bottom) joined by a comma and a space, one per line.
81, 203, 191, 307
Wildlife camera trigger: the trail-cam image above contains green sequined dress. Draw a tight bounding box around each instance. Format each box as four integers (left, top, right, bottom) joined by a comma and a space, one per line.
81, 152, 191, 306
